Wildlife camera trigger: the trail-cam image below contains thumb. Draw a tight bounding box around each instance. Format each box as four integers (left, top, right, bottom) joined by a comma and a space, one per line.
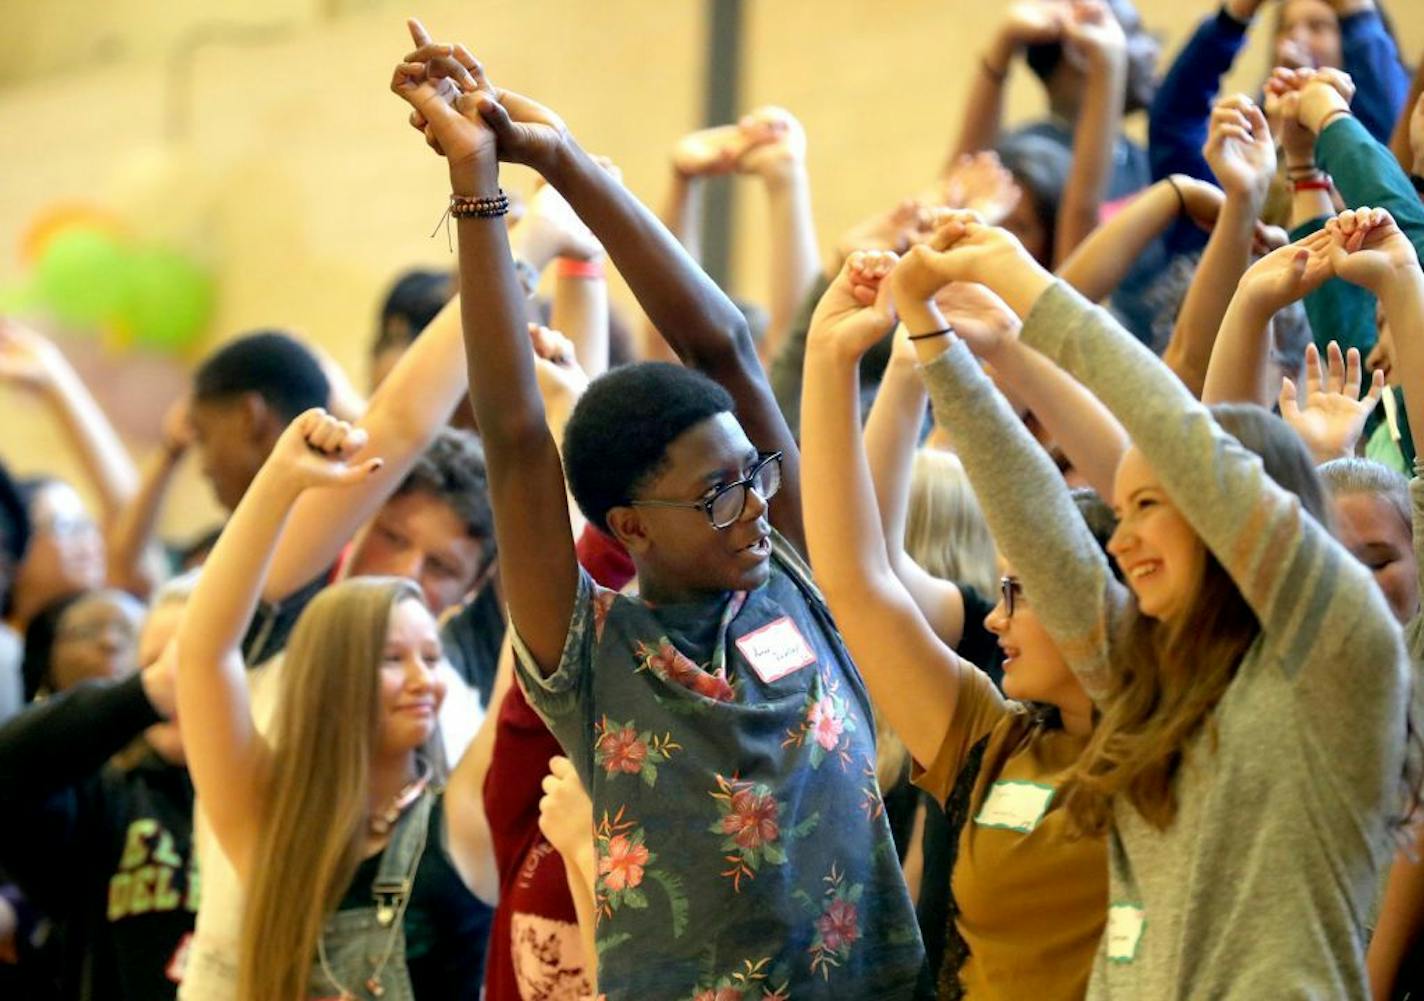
473, 92, 517, 142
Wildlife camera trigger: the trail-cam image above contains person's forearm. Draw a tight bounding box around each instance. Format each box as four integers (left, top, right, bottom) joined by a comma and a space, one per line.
990, 339, 1127, 498
106, 445, 183, 598
1367, 846, 1424, 1001
863, 349, 928, 569
1389, 62, 1424, 172
1056, 179, 1182, 301
1201, 292, 1276, 406
760, 164, 821, 365
660, 170, 704, 263
0, 673, 160, 801
564, 841, 599, 994
1379, 268, 1424, 437
550, 270, 610, 379
263, 294, 469, 602
950, 35, 1013, 162
1147, 9, 1249, 182
1319, 117, 1424, 251
44, 366, 139, 524
1163, 196, 1259, 396
1054, 48, 1126, 265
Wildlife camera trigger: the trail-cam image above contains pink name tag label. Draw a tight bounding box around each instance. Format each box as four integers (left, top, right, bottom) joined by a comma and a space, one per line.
735, 616, 816, 684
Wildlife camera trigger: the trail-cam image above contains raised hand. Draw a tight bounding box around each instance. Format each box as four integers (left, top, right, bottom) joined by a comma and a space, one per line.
1326, 207, 1423, 295
1295, 68, 1356, 135
1279, 340, 1385, 463
932, 281, 1022, 361
940, 151, 1022, 226
807, 251, 900, 360
999, 0, 1067, 48
528, 322, 589, 401
140, 639, 179, 720
513, 182, 604, 266
922, 210, 1037, 289
834, 198, 933, 259
1204, 95, 1277, 204
672, 124, 754, 177
159, 394, 194, 458
1235, 230, 1335, 315
1264, 70, 1318, 167
735, 106, 808, 180
0, 318, 70, 393
1060, 0, 1127, 71
266, 409, 383, 493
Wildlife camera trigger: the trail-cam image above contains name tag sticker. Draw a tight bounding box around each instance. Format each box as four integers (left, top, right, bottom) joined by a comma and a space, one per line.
1106, 902, 1147, 963
735, 616, 816, 684
973, 780, 1055, 833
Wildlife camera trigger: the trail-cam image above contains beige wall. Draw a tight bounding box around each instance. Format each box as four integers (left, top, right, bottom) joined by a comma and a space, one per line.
0, 1, 1420, 539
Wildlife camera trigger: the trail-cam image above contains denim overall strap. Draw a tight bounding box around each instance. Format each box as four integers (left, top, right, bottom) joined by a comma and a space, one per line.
308, 790, 438, 1000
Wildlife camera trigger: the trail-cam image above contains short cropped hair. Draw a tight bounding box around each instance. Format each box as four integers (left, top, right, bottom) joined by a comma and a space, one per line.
393, 428, 495, 554
563, 362, 736, 533
193, 331, 329, 423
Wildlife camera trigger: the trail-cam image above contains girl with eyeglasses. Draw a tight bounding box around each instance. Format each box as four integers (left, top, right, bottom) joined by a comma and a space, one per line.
892, 211, 1415, 999
802, 252, 1123, 999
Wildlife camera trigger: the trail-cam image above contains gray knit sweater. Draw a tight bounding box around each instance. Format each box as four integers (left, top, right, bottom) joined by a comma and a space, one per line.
919, 279, 1411, 1000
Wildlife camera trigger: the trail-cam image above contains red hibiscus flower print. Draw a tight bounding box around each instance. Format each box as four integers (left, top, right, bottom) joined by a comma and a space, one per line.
638, 638, 735, 702
815, 898, 860, 953
598, 834, 649, 892
599, 724, 648, 775
721, 787, 780, 851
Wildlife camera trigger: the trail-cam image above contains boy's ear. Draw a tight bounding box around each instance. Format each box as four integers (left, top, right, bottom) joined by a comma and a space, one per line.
606, 506, 652, 555
241, 392, 281, 446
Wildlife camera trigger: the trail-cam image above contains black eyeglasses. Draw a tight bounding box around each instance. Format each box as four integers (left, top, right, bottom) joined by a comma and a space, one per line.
630, 451, 783, 530
1000, 576, 1024, 617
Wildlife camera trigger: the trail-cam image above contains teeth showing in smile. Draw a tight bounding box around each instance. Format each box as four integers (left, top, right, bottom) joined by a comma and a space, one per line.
1128, 562, 1160, 581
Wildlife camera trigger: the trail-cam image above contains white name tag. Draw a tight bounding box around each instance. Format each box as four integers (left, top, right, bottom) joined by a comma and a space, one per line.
735, 616, 816, 684
973, 780, 1055, 833
1106, 903, 1147, 964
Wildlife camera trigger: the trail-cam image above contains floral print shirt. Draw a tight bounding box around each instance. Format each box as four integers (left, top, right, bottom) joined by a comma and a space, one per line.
511, 534, 924, 1000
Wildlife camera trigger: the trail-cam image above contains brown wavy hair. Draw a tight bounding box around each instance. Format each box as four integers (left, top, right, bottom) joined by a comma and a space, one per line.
1061, 404, 1331, 834
237, 577, 445, 1001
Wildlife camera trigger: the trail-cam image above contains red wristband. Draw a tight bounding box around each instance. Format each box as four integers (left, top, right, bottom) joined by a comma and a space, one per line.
555, 257, 605, 280
1292, 177, 1333, 193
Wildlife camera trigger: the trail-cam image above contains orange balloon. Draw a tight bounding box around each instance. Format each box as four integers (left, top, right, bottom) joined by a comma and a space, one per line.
19, 203, 125, 266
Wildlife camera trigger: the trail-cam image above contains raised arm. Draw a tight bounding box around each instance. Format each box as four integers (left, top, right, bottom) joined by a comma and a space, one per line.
1057, 175, 1220, 302
892, 230, 1128, 698
394, 25, 583, 671
177, 410, 381, 871
1388, 64, 1424, 174
949, 1, 1066, 161
1147, 2, 1256, 182
1202, 229, 1333, 405
1051, 0, 1129, 265
802, 251, 988, 769
862, 326, 971, 648
106, 396, 192, 598
1162, 95, 1278, 396
737, 107, 821, 367
460, 59, 806, 552
1333, 0, 1410, 146
518, 181, 611, 379
0, 320, 137, 525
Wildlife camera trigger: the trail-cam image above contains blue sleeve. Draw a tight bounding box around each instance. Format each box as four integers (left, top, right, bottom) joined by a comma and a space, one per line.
1148, 8, 1249, 183
1339, 9, 1409, 145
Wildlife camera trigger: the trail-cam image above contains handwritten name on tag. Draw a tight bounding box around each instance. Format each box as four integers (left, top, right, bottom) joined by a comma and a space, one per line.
973, 780, 1055, 834
735, 616, 816, 684
1106, 903, 1147, 963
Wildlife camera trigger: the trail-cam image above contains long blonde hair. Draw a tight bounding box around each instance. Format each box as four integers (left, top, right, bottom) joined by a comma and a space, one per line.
238, 577, 445, 1001
1061, 405, 1330, 833
876, 448, 999, 790
905, 448, 997, 596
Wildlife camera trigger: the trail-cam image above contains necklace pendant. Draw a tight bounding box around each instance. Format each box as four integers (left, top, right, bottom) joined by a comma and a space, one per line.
376, 901, 396, 927
366, 976, 386, 997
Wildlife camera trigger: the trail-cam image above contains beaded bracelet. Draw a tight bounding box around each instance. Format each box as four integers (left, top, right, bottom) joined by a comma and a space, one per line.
450, 190, 510, 219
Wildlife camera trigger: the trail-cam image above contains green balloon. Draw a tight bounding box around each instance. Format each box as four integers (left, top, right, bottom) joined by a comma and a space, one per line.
118, 248, 214, 352
33, 229, 128, 326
